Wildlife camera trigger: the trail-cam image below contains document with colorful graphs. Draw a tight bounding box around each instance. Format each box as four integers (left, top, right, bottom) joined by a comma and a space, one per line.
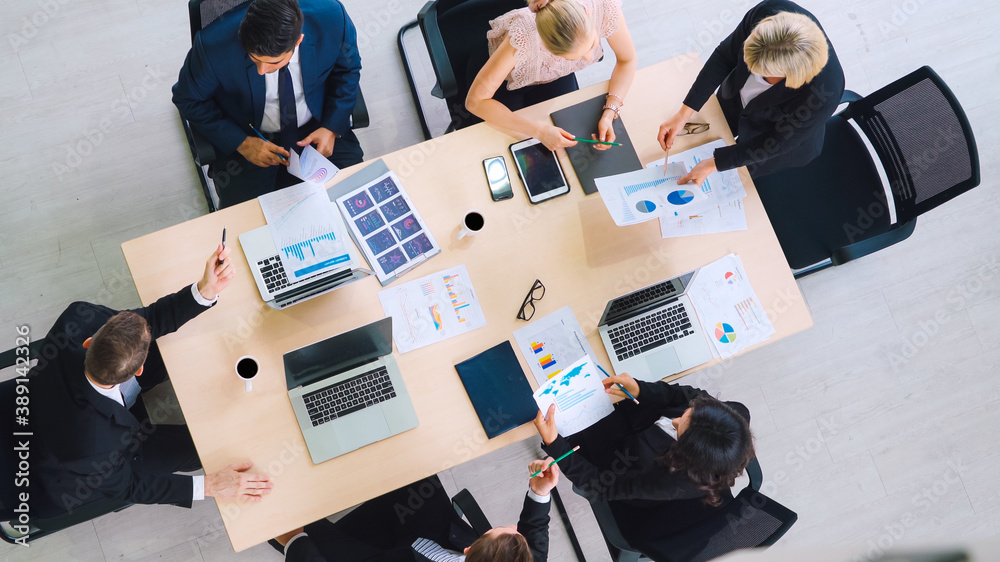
532, 356, 613, 437
512, 306, 598, 387
687, 254, 775, 359
378, 265, 486, 353
595, 163, 702, 226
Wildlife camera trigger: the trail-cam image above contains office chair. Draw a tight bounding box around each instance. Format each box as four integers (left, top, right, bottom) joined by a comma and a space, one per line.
585, 457, 797, 562
754, 66, 980, 277
181, 0, 370, 211
0, 341, 131, 545
397, 0, 525, 139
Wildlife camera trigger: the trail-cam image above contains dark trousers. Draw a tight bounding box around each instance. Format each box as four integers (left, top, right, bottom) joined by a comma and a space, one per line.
211, 120, 364, 209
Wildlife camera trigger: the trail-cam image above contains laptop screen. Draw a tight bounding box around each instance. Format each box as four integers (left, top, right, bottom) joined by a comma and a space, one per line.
283, 317, 393, 390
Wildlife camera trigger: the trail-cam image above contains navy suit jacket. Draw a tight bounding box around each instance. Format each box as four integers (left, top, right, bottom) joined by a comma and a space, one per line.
682, 0, 844, 177
30, 289, 212, 516
172, 0, 361, 156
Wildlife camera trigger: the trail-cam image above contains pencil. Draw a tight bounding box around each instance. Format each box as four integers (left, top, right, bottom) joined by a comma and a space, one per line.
573, 137, 621, 146
597, 364, 639, 404
530, 446, 580, 478
248, 123, 287, 160
217, 226, 226, 266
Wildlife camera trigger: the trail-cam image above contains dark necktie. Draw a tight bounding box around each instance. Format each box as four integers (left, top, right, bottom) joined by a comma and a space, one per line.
278, 65, 298, 152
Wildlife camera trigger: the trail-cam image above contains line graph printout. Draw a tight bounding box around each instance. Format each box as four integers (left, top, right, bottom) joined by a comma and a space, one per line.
532, 356, 613, 437
378, 265, 486, 353
513, 306, 598, 387
258, 181, 353, 283
595, 163, 711, 226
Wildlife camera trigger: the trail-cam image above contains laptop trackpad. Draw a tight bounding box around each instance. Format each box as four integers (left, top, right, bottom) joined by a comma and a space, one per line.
337, 408, 391, 452
644, 347, 682, 377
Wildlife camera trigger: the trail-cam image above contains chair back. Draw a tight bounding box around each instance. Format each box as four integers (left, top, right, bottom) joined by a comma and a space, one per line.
189, 0, 252, 42
842, 66, 980, 224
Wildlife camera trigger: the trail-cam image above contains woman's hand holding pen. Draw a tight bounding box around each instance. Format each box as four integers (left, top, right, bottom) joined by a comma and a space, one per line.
603, 373, 640, 400
533, 403, 559, 446
536, 124, 578, 151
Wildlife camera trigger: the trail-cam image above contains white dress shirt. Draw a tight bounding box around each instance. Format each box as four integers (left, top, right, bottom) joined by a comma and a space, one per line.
86, 283, 216, 502
260, 45, 314, 133
740, 73, 776, 108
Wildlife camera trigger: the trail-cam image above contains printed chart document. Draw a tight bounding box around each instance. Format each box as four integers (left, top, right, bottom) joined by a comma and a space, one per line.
686, 254, 775, 359
336, 171, 440, 283
595, 163, 703, 226
647, 139, 748, 238
378, 265, 486, 353
288, 145, 339, 185
258, 182, 353, 283
513, 306, 598, 387
532, 356, 613, 437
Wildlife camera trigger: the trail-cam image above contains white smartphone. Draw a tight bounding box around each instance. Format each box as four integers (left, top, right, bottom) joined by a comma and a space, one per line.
509, 138, 570, 204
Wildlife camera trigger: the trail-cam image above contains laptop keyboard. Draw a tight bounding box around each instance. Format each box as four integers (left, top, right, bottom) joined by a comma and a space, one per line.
607, 280, 678, 318
258, 255, 291, 293
608, 303, 694, 362
302, 367, 396, 427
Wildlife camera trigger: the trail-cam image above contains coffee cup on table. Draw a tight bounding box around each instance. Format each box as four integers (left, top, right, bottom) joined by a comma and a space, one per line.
458, 210, 485, 239
236, 355, 259, 392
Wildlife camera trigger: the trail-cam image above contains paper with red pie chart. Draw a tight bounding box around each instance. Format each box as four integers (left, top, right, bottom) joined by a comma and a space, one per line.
686, 254, 775, 359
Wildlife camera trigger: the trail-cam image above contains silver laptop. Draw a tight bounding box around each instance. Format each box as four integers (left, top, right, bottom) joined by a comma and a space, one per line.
239, 216, 371, 310
598, 271, 714, 382
284, 317, 419, 464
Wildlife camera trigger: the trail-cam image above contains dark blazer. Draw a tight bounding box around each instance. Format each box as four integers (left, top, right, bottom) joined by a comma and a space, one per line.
172, 0, 361, 156
285, 493, 551, 562
30, 288, 212, 516
682, 0, 844, 177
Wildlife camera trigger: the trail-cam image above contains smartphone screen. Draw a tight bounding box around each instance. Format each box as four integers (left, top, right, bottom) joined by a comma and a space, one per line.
484, 157, 513, 201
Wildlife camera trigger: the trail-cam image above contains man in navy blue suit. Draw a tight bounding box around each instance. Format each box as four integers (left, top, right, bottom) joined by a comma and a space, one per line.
173, 0, 364, 208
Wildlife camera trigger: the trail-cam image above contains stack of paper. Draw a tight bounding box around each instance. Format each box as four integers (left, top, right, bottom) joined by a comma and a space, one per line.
512, 307, 598, 387
288, 145, 339, 185
648, 139, 749, 238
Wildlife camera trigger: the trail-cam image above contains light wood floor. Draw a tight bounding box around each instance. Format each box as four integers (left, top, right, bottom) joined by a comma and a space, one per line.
1, 0, 998, 560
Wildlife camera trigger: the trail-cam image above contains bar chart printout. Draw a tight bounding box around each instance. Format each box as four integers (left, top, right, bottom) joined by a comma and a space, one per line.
532, 356, 613, 437
259, 182, 353, 283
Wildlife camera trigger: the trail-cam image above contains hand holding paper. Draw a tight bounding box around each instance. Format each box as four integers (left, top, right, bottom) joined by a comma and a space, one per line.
532, 356, 613, 437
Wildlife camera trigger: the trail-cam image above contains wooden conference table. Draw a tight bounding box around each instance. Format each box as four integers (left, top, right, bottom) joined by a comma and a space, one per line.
122, 53, 812, 551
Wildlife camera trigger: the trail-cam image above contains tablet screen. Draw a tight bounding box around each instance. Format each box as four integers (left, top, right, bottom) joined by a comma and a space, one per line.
513, 143, 567, 198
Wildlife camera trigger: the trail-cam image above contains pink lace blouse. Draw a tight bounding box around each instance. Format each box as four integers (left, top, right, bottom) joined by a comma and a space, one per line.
487, 0, 623, 91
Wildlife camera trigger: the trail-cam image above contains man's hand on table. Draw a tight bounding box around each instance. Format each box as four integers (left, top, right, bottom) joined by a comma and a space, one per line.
205, 461, 274, 502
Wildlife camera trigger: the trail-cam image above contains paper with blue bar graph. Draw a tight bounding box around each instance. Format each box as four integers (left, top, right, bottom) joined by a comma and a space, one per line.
258, 182, 353, 283
532, 355, 613, 437
513, 306, 598, 387
595, 163, 714, 226
377, 265, 486, 353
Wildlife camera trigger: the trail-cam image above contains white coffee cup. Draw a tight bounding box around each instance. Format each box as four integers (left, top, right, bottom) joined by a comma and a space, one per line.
458, 210, 485, 239
236, 355, 259, 392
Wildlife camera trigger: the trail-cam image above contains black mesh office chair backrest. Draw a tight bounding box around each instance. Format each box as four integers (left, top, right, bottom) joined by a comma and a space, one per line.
189, 0, 252, 42
843, 66, 980, 224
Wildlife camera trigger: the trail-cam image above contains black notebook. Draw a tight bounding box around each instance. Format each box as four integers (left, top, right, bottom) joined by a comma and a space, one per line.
454, 341, 537, 439
550, 94, 643, 195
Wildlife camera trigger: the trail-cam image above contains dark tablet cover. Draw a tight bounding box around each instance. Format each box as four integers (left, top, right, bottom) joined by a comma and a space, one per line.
550, 94, 643, 194
454, 341, 538, 439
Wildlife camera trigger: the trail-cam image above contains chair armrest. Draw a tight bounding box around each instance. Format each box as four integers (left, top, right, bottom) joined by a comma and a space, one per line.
830, 218, 917, 266
417, 1, 457, 99
181, 117, 218, 166
746, 456, 762, 492
0, 339, 44, 370
452, 489, 492, 537
351, 88, 369, 129
841, 90, 863, 104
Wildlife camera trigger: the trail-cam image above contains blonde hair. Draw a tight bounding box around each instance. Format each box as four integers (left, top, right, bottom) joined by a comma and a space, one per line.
528, 0, 590, 57
743, 12, 828, 89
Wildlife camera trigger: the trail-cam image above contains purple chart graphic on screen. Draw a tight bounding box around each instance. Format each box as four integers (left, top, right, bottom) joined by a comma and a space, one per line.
402, 233, 433, 258
390, 214, 422, 241
366, 229, 396, 255
376, 248, 409, 274
379, 196, 410, 222
354, 210, 385, 236
343, 191, 374, 217
368, 176, 400, 203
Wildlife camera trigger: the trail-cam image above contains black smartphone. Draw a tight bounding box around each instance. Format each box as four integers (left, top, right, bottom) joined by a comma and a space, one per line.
483, 156, 514, 201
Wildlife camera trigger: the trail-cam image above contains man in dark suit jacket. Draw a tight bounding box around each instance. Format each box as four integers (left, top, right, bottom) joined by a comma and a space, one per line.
172, 0, 364, 208
30, 246, 274, 517
269, 462, 556, 561
658, 0, 844, 182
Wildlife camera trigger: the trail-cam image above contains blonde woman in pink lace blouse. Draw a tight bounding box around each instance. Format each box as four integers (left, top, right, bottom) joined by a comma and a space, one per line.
466, 0, 637, 151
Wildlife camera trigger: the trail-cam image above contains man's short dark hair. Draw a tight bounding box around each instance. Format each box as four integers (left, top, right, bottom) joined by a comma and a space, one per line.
465, 532, 532, 562
84, 312, 152, 386
239, 0, 304, 57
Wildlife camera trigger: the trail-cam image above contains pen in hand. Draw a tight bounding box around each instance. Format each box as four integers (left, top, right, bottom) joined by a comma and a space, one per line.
248, 123, 287, 161
217, 226, 226, 266
597, 364, 639, 405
